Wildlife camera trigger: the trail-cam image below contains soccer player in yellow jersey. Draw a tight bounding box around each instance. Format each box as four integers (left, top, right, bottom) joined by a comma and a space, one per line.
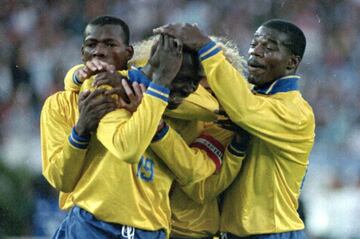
40, 16, 193, 239
62, 35, 250, 239
147, 38, 251, 239
155, 19, 315, 239
60, 33, 248, 238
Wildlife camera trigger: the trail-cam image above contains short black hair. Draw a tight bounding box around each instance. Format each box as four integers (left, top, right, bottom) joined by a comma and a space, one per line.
87, 15, 130, 45
262, 19, 306, 60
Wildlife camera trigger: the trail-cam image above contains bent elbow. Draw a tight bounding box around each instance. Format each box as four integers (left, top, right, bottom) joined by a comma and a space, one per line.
42, 171, 76, 193
113, 148, 143, 165
60, 182, 76, 193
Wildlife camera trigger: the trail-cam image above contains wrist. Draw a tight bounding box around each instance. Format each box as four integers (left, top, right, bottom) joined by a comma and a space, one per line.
73, 70, 84, 85
196, 37, 212, 51
229, 134, 250, 154
141, 64, 154, 79
69, 127, 91, 149
74, 124, 91, 138
156, 120, 165, 132
152, 74, 170, 88
153, 122, 169, 142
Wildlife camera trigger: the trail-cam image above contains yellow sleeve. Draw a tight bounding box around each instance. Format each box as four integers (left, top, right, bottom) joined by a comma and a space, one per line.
64, 64, 219, 122
200, 43, 314, 149
96, 80, 169, 164
40, 92, 88, 193
164, 85, 218, 121
63, 64, 129, 92
181, 139, 247, 204
64, 64, 84, 92
151, 124, 230, 185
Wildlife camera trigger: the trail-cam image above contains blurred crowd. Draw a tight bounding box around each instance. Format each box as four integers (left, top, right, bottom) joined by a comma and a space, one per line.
0, 0, 359, 238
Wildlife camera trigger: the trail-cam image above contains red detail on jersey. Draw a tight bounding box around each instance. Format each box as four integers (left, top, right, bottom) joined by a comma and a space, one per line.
190, 134, 224, 171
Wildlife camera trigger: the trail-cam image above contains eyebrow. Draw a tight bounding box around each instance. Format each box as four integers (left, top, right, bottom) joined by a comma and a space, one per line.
84, 38, 119, 43
253, 35, 279, 45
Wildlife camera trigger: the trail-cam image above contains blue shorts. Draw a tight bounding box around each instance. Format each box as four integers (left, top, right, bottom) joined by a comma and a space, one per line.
225, 230, 307, 239
52, 206, 166, 239
171, 237, 213, 239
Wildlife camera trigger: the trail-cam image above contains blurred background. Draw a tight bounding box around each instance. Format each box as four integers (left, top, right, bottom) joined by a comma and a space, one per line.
0, 0, 359, 238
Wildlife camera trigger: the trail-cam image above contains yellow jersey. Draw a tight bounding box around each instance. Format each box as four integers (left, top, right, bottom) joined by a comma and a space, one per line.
42, 69, 218, 237
151, 122, 247, 238
198, 41, 315, 236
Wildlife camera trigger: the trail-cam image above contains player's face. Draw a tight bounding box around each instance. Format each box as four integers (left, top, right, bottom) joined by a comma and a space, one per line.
247, 26, 293, 87
82, 24, 132, 70
167, 52, 202, 110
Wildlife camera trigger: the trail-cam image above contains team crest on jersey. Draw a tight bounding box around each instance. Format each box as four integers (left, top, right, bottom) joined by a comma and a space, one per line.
190, 134, 224, 171
136, 156, 154, 182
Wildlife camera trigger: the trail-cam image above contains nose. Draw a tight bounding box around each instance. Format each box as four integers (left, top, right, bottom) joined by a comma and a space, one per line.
249, 44, 263, 57
92, 43, 106, 58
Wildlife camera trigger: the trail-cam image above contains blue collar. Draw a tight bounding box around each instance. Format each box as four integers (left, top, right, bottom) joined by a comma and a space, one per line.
252, 75, 300, 95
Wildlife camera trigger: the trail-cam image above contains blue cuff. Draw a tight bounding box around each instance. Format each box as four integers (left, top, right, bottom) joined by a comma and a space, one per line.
68, 127, 90, 149
152, 123, 169, 142
227, 136, 247, 157
128, 69, 151, 87
198, 41, 216, 55
72, 73, 83, 85
198, 41, 222, 61
146, 82, 170, 103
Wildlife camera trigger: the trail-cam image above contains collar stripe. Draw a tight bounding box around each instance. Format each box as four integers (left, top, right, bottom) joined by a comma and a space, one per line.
253, 75, 300, 95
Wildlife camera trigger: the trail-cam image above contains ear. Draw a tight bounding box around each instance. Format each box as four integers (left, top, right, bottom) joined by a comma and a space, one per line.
286, 55, 300, 72
126, 45, 134, 61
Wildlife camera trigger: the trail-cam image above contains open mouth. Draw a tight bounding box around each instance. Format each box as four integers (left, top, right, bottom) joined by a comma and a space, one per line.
247, 61, 266, 73
248, 60, 265, 68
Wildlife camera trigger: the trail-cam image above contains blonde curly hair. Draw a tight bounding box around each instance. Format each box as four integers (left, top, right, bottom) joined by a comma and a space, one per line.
128, 35, 246, 74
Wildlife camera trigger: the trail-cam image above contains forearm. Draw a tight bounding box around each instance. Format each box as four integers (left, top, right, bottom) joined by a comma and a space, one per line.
199, 42, 252, 125
151, 126, 217, 185
182, 137, 247, 203
41, 100, 88, 192
96, 81, 169, 164
64, 64, 84, 92
42, 131, 88, 192
164, 84, 219, 121
199, 42, 306, 146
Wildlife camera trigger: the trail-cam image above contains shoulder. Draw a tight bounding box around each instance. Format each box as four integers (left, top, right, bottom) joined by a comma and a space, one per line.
42, 91, 78, 117
275, 91, 315, 128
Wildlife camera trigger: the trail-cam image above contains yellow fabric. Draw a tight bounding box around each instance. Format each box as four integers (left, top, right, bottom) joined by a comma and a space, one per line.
202, 50, 315, 236
41, 83, 220, 237
164, 85, 218, 121
63, 64, 218, 122
151, 123, 245, 237
41, 84, 177, 235
40, 91, 82, 193
63, 64, 83, 92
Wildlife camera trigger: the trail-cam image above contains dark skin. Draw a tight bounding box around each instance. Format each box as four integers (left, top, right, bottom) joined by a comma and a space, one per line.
149, 34, 184, 88
153, 23, 300, 87
75, 29, 201, 137
154, 23, 289, 142
167, 52, 201, 109
80, 24, 135, 103
75, 32, 184, 137
140, 35, 203, 110
76, 88, 117, 136
215, 109, 250, 144
247, 26, 300, 87
81, 24, 133, 71
75, 24, 136, 137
